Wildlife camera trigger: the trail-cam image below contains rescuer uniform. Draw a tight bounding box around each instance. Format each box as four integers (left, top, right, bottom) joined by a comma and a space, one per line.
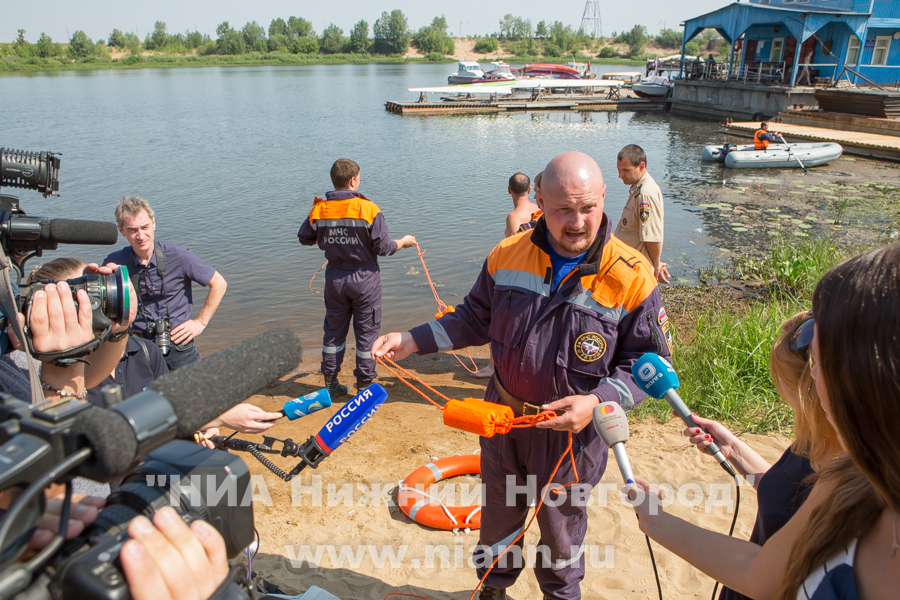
614, 171, 665, 268
409, 215, 672, 599
298, 191, 398, 384
754, 128, 777, 150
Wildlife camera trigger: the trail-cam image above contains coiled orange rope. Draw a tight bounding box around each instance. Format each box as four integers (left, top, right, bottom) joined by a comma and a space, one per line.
309, 260, 328, 295
412, 242, 480, 374
374, 353, 580, 600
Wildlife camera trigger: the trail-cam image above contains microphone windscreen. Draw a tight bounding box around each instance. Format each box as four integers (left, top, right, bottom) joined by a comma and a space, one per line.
631, 353, 680, 399
150, 328, 303, 437
592, 402, 630, 446
72, 405, 140, 481
49, 219, 119, 245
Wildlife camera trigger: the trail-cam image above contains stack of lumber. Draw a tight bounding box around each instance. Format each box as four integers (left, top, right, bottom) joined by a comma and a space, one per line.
814, 89, 900, 118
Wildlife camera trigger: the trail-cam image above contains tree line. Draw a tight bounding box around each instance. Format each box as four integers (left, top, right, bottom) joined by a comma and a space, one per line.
1, 11, 726, 63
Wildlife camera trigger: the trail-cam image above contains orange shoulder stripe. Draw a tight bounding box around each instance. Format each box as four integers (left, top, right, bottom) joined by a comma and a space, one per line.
309, 198, 382, 223
486, 229, 549, 278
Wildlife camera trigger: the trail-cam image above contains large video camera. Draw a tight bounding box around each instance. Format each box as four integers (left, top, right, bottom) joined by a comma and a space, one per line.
0, 327, 302, 599
0, 148, 119, 278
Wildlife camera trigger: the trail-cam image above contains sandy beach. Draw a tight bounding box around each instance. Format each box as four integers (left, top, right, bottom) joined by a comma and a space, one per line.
230, 347, 790, 600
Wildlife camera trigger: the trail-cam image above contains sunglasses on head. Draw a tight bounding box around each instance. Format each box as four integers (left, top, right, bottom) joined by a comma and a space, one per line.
789, 313, 815, 360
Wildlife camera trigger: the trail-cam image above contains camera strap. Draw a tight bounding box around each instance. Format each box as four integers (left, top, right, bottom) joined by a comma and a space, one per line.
0, 245, 44, 404
127, 242, 172, 328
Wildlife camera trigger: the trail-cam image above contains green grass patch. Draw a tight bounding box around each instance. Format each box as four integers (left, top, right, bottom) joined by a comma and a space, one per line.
634, 237, 866, 434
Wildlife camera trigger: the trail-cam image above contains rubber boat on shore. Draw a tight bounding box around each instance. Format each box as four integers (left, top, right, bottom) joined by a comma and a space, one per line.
701, 142, 843, 168
512, 63, 582, 79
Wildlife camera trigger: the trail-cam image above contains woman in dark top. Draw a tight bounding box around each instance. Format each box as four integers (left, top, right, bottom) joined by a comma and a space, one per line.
682, 311, 841, 600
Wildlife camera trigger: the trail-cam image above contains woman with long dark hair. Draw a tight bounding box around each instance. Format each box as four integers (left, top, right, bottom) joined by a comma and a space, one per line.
626, 245, 900, 599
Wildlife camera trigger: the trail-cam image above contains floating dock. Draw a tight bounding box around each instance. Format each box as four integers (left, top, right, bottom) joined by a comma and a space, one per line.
721, 120, 900, 162
385, 97, 668, 116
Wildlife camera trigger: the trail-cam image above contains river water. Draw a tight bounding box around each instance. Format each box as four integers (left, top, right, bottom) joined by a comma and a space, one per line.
0, 62, 873, 356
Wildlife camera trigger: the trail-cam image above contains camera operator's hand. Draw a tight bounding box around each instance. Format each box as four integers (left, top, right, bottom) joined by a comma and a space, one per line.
194, 428, 219, 450
28, 494, 106, 551
202, 404, 283, 434
171, 319, 205, 345
121, 507, 229, 600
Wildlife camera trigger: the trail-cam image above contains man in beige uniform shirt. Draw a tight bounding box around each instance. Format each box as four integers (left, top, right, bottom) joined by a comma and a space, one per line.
614, 144, 670, 283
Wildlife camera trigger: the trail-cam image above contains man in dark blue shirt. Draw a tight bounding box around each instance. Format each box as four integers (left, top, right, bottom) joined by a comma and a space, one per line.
103, 196, 227, 370
86, 336, 169, 406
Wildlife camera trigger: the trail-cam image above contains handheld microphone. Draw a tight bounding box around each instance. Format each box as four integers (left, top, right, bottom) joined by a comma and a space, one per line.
632, 354, 737, 477
592, 402, 635, 484
280, 388, 332, 420
70, 328, 303, 481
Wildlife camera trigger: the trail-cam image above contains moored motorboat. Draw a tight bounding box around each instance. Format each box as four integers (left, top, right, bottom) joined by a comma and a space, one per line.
482, 61, 516, 82
702, 142, 844, 168
448, 61, 485, 84
632, 75, 673, 98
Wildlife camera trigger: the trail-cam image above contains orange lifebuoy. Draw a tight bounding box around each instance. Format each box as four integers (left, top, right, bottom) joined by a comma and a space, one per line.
398, 455, 481, 531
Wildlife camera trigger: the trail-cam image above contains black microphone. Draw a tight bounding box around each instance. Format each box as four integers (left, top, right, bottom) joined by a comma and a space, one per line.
72, 328, 303, 481
48, 218, 119, 245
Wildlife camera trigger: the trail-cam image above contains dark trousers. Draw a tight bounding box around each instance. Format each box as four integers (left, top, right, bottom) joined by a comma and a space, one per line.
164, 340, 199, 371
475, 425, 609, 600
321, 266, 382, 381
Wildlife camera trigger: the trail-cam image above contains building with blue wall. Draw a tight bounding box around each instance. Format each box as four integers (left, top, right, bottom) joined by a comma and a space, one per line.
681, 0, 900, 86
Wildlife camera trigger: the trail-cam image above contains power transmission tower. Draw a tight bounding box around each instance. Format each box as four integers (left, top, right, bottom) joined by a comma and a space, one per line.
580, 0, 603, 38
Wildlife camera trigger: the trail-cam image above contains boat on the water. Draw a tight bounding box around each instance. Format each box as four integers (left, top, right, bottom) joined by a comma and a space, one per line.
701, 142, 843, 168
632, 75, 673, 98
482, 61, 516, 82
512, 64, 582, 79
448, 61, 486, 84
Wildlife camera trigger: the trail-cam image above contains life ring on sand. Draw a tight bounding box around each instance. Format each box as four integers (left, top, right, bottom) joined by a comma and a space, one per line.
398, 455, 481, 531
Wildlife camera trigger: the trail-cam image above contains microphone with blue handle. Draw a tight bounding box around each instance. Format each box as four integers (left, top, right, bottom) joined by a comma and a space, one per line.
632, 353, 737, 477
280, 388, 332, 420
592, 402, 635, 484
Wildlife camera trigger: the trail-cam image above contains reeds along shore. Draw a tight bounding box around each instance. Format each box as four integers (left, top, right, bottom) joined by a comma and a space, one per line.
639, 236, 876, 435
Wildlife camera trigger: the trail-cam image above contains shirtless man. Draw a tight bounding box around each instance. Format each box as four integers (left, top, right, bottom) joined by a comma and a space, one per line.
504, 173, 538, 237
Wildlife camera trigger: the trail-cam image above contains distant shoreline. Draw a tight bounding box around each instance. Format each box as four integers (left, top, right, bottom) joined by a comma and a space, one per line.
0, 53, 645, 74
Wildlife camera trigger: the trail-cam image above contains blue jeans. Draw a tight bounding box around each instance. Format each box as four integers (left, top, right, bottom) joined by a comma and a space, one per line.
164, 340, 199, 371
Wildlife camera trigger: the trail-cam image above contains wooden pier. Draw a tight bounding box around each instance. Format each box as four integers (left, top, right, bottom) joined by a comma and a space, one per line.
385, 97, 668, 116
722, 120, 900, 162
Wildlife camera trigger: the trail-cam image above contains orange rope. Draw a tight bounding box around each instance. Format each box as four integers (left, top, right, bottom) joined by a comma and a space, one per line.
413, 242, 480, 374
374, 353, 580, 600
309, 260, 327, 295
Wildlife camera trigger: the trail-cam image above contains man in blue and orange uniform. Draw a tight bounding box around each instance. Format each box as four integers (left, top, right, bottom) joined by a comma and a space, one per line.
754, 122, 778, 150
373, 152, 672, 600
298, 159, 416, 397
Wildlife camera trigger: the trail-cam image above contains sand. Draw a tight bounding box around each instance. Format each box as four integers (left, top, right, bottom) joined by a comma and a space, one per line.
230, 348, 791, 600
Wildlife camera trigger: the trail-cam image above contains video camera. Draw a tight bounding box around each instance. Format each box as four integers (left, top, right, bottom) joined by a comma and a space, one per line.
0, 327, 302, 599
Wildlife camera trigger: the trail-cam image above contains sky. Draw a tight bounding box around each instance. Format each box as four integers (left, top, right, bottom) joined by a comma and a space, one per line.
4, 0, 727, 44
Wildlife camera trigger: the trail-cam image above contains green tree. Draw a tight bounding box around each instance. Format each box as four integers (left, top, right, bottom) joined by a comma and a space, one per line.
123, 32, 141, 54
216, 22, 246, 55
147, 21, 168, 50
186, 30, 203, 49
320, 24, 345, 54
549, 21, 575, 54
241, 21, 267, 52
373, 9, 409, 55
14, 30, 34, 57
413, 16, 454, 55
511, 17, 532, 42
34, 32, 60, 58
287, 16, 315, 40
473, 37, 499, 54
268, 33, 290, 52
67, 30, 95, 58
655, 28, 682, 48
684, 39, 701, 56
620, 24, 648, 57
290, 37, 318, 54
499, 14, 515, 39
535, 21, 548, 38
350, 20, 369, 54
108, 29, 126, 48
268, 18, 288, 38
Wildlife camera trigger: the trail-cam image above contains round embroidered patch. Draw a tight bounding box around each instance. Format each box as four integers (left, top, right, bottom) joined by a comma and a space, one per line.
574, 332, 607, 362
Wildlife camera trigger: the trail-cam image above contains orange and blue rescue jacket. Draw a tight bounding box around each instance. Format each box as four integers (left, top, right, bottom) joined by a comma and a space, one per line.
297, 191, 398, 271
410, 215, 672, 410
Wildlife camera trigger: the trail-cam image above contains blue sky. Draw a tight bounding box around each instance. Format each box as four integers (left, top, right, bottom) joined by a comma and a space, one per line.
4, 0, 725, 44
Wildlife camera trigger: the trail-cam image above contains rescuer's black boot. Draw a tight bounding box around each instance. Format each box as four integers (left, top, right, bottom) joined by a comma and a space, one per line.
324, 374, 350, 398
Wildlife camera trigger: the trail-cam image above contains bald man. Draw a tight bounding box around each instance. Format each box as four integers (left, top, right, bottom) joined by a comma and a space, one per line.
373, 152, 671, 600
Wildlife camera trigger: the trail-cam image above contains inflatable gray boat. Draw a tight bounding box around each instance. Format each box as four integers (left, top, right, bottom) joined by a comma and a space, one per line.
701, 142, 843, 168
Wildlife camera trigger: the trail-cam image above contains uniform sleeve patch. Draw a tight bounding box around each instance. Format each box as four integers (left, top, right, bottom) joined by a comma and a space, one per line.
574, 332, 607, 362
640, 200, 650, 223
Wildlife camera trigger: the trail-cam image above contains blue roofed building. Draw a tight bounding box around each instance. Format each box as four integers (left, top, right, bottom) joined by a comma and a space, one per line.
670, 0, 900, 119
